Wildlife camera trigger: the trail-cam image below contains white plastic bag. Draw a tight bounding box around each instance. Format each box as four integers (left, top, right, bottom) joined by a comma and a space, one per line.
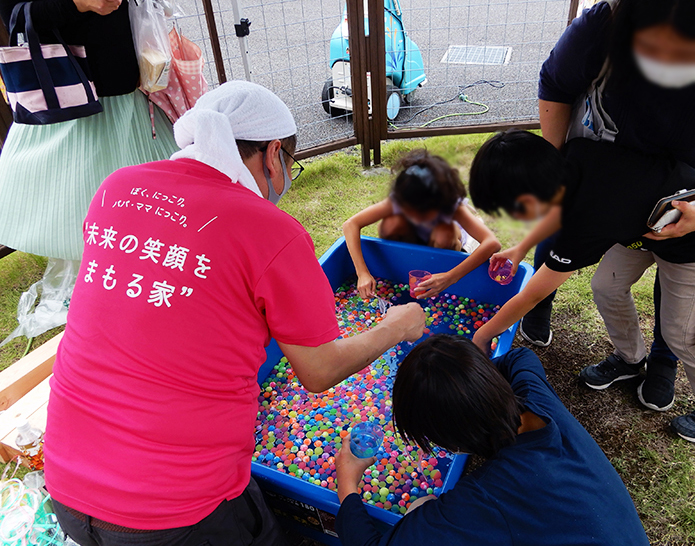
129, 0, 172, 92
0, 259, 79, 347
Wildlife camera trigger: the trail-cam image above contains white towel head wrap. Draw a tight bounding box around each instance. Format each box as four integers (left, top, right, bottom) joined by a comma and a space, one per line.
170, 80, 297, 197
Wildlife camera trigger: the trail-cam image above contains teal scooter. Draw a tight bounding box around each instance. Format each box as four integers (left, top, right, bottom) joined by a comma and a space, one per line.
322, 0, 427, 120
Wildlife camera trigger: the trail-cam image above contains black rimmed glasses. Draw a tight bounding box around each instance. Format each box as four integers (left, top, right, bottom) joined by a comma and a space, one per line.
281, 146, 304, 181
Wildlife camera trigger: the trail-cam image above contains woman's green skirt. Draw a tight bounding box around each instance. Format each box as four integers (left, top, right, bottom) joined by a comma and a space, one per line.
0, 91, 178, 261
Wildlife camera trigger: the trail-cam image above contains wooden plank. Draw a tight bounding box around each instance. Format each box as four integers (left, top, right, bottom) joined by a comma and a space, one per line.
386, 120, 541, 140
1, 400, 48, 463
0, 246, 15, 259
0, 332, 62, 411
0, 376, 51, 463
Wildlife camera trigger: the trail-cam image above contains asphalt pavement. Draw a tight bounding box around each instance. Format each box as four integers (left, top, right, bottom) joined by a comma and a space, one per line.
172, 0, 571, 151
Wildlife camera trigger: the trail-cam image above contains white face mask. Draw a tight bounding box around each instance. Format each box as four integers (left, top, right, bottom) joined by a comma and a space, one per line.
634, 52, 695, 89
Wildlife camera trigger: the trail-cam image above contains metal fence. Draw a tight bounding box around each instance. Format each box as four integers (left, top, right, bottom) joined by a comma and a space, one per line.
175, 0, 358, 156
186, 0, 578, 166
0, 0, 580, 163
388, 0, 568, 131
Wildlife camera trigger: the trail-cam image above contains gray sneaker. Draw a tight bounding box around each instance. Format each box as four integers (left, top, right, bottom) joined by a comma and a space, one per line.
579, 354, 645, 390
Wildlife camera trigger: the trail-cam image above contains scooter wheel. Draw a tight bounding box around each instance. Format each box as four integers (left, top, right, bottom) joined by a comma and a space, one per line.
386, 84, 401, 120
322, 78, 348, 118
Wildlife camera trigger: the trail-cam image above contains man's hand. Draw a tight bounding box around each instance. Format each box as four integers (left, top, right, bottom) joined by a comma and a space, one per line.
73, 0, 121, 15
414, 272, 452, 299
336, 434, 376, 502
490, 245, 525, 275
644, 201, 695, 240
380, 303, 426, 342
357, 272, 376, 299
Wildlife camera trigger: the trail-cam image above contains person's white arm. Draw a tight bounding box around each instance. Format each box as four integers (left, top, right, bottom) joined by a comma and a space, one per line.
279, 303, 425, 393
343, 199, 394, 299
472, 265, 573, 351
490, 206, 562, 275
539, 99, 572, 150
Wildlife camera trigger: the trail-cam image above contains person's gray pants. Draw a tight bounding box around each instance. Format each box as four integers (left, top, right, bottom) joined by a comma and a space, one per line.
591, 244, 695, 392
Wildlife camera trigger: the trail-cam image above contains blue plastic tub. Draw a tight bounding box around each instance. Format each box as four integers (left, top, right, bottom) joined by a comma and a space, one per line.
252, 236, 533, 544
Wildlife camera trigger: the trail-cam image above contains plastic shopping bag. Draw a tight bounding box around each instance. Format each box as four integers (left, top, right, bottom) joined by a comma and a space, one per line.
129, 0, 172, 93
0, 258, 78, 347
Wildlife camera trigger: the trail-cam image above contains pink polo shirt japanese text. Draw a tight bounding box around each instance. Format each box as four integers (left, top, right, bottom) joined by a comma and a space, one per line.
44, 159, 339, 529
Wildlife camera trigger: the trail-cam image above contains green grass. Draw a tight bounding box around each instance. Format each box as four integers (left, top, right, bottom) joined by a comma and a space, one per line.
0, 252, 64, 372
618, 433, 695, 544
0, 133, 691, 542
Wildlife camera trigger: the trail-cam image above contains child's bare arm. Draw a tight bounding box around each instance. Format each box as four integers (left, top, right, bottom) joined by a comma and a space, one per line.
472, 265, 573, 351
415, 205, 501, 299
342, 199, 394, 298
491, 206, 562, 274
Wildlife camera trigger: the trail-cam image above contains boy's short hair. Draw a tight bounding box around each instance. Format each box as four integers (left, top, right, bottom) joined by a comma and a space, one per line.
468, 130, 566, 215
392, 335, 523, 459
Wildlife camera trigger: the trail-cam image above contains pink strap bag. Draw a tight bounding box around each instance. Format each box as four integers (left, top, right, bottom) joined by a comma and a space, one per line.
143, 27, 208, 137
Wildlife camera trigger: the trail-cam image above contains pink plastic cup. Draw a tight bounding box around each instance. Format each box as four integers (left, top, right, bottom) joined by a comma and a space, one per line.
409, 270, 432, 298
489, 259, 514, 285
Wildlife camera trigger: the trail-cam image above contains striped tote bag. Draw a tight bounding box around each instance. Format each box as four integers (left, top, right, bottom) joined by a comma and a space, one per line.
0, 2, 102, 124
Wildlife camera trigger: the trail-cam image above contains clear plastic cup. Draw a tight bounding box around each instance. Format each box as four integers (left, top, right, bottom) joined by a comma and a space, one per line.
408, 270, 432, 298
489, 259, 514, 285
350, 421, 384, 458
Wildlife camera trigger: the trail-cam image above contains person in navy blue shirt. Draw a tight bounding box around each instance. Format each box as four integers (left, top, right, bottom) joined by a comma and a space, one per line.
507, 0, 695, 419
334, 335, 649, 546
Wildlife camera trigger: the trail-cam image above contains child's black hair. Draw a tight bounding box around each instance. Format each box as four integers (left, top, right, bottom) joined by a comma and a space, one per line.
392, 334, 523, 459
468, 130, 566, 216
391, 149, 467, 214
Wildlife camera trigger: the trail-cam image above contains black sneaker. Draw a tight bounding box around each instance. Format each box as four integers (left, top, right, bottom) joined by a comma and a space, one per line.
671, 412, 695, 443
637, 356, 676, 412
519, 316, 553, 347
579, 354, 645, 390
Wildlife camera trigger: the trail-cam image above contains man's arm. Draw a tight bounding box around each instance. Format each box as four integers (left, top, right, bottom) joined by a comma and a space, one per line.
279, 303, 425, 393
473, 265, 573, 351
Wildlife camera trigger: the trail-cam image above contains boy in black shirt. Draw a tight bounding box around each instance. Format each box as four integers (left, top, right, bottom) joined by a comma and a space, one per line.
468, 130, 695, 442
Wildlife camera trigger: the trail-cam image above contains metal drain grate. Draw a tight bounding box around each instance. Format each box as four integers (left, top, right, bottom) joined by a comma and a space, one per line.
441, 45, 512, 65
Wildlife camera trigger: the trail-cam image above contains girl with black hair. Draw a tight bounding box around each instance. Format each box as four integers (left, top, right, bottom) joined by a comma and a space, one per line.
342, 149, 500, 300
495, 0, 695, 420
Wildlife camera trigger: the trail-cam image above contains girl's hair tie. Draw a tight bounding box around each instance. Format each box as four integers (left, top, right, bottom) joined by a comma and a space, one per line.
404, 165, 435, 189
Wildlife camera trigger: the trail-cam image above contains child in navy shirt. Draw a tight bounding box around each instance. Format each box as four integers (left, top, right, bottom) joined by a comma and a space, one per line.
334, 335, 649, 545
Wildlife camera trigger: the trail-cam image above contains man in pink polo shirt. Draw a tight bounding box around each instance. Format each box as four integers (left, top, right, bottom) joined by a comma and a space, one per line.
44, 81, 425, 545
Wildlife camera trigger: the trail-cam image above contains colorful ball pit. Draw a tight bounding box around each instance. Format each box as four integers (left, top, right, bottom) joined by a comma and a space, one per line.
253, 278, 500, 516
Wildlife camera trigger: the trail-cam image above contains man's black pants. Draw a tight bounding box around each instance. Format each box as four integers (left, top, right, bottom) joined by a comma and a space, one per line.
53, 478, 288, 546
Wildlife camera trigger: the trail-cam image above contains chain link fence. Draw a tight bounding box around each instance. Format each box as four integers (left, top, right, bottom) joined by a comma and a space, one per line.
388, 0, 568, 132
167, 0, 575, 158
